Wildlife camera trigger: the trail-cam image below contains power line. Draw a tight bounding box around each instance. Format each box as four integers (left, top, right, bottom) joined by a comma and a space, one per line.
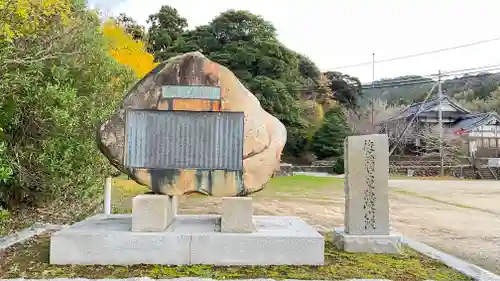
326, 36, 500, 70
362, 64, 500, 88
369, 71, 500, 89
362, 69, 500, 90
356, 70, 500, 104
441, 63, 500, 76
322, 63, 500, 91
290, 64, 500, 93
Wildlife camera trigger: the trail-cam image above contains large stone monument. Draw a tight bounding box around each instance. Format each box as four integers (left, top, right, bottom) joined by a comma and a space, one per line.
332, 134, 402, 254
49, 52, 324, 266
96, 52, 287, 197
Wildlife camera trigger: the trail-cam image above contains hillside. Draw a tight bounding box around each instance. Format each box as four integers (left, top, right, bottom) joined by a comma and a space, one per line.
361, 72, 500, 107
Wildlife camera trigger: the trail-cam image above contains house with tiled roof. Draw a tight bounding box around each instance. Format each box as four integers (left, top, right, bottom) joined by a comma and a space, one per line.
380, 96, 500, 158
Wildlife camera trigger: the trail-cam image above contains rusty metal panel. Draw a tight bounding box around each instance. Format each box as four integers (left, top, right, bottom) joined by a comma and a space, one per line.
125, 110, 244, 170
162, 85, 221, 100
157, 99, 221, 111
171, 99, 221, 111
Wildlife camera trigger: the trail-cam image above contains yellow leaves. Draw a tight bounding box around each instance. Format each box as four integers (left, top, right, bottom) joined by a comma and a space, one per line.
1, 24, 14, 40
102, 19, 158, 79
302, 100, 325, 125
0, 0, 72, 42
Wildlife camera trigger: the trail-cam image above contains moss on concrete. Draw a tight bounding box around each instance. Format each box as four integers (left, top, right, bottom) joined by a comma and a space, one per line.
0, 232, 472, 281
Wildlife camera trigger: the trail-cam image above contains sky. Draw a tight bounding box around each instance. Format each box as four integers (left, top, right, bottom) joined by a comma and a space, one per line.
88, 0, 500, 83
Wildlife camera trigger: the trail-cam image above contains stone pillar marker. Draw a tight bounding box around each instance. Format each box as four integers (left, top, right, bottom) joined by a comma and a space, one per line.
333, 134, 402, 254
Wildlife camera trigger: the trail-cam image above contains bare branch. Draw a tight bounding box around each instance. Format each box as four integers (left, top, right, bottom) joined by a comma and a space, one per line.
416, 124, 464, 162
1, 18, 88, 68
343, 98, 405, 136
2, 51, 81, 66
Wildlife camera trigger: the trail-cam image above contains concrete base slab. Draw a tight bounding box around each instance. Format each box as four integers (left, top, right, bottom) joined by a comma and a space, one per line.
50, 214, 324, 266
333, 227, 402, 254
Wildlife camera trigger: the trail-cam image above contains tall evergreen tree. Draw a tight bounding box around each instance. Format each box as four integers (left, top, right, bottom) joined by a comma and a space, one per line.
311, 107, 349, 160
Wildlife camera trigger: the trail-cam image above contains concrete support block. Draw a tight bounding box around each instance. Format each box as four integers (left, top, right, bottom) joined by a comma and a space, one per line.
332, 227, 402, 254
132, 194, 173, 232
167, 195, 176, 225
171, 196, 179, 216
221, 197, 253, 233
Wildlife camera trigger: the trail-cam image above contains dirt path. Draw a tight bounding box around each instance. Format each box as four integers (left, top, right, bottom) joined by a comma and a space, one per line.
180, 179, 500, 274
388, 179, 500, 273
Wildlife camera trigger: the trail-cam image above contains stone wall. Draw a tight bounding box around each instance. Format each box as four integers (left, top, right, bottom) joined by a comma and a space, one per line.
389, 165, 477, 179
272, 164, 293, 177
272, 164, 337, 177
311, 160, 335, 166
292, 165, 334, 174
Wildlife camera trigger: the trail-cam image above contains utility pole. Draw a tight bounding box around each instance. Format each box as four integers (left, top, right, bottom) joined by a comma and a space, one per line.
372, 53, 375, 84
389, 82, 438, 156
438, 70, 444, 177
371, 53, 375, 126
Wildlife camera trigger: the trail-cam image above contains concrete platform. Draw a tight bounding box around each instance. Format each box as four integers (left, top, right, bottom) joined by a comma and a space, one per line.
50, 214, 324, 266
332, 227, 402, 254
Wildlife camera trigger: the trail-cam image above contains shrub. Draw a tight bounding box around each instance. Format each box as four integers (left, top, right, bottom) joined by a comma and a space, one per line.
332, 158, 344, 174
0, 2, 136, 209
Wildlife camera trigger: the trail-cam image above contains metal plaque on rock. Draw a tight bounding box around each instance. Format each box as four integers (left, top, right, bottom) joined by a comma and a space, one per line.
124, 109, 244, 171
161, 85, 221, 100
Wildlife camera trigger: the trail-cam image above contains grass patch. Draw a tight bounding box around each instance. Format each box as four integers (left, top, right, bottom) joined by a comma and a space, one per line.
0, 232, 471, 281
257, 175, 343, 198
111, 177, 149, 213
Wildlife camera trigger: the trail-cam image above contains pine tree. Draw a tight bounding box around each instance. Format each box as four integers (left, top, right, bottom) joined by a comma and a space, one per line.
311, 107, 349, 160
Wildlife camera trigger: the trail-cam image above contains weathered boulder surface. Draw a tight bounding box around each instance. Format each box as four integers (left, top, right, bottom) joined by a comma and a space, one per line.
97, 52, 287, 196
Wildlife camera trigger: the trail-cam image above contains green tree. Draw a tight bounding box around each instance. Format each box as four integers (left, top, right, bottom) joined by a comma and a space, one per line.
298, 54, 320, 80
297, 54, 330, 103
168, 10, 321, 157
0, 3, 136, 209
147, 5, 188, 60
310, 107, 349, 160
144, 8, 331, 159
324, 71, 362, 109
209, 10, 276, 43
457, 86, 500, 113
248, 76, 310, 156
116, 13, 147, 42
